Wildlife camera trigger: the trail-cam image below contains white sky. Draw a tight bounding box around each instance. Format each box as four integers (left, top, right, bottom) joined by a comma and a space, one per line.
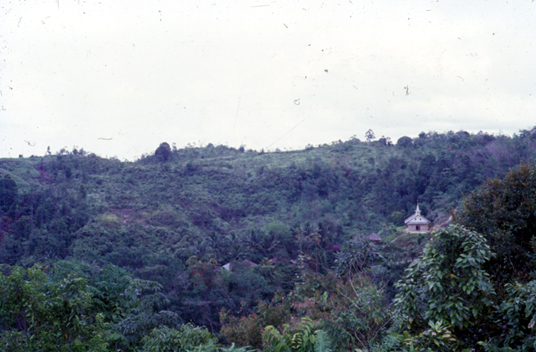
1, 0, 535, 160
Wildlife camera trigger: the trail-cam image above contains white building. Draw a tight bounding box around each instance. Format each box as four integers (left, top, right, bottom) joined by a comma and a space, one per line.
404, 205, 431, 233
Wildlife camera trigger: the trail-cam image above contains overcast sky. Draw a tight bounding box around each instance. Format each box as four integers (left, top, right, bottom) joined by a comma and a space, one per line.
1, 0, 535, 160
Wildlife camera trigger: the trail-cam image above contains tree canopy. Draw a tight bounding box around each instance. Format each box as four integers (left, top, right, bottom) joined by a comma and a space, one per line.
2, 129, 536, 350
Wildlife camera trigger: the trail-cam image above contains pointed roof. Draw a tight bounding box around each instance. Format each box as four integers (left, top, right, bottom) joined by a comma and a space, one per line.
404, 204, 431, 224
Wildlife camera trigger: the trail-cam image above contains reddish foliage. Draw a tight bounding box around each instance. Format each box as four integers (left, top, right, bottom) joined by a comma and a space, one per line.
219, 292, 290, 349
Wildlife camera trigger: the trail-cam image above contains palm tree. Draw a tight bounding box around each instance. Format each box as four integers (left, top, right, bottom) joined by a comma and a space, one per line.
294, 224, 322, 272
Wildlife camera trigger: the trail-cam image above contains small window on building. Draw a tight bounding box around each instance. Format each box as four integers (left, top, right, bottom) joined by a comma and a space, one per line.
416, 225, 420, 231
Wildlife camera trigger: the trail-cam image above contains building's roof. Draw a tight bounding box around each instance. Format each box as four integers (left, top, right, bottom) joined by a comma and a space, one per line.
404, 214, 418, 223
405, 204, 431, 224
407, 216, 431, 225
222, 259, 257, 271
243, 259, 257, 268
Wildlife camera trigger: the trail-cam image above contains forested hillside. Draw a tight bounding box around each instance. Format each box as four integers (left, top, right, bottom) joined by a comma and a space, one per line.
2, 128, 536, 351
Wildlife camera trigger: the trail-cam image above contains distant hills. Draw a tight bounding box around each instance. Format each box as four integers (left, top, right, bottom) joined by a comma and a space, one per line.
2, 128, 536, 258
2, 128, 536, 328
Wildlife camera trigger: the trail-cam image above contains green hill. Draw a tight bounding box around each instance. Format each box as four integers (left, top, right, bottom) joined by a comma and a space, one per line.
1, 128, 536, 330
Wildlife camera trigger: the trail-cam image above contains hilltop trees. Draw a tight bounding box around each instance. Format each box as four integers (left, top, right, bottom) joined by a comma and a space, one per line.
155, 142, 172, 162
396, 136, 413, 148
365, 129, 375, 142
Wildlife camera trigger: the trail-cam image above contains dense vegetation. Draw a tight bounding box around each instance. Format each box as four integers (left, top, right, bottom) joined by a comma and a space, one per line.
2, 128, 536, 350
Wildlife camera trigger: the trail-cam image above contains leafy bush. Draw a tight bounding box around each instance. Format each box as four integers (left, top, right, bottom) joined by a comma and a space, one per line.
393, 225, 495, 347
219, 292, 291, 349
0, 264, 110, 351
262, 317, 331, 352
143, 324, 218, 352
457, 162, 536, 284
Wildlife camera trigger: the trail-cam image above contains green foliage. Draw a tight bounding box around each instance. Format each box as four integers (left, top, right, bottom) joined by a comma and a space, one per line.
0, 261, 185, 351
394, 225, 495, 347
262, 317, 331, 352
387, 211, 405, 226
326, 275, 391, 350
399, 321, 458, 352
366, 322, 459, 352
155, 142, 173, 162
224, 270, 391, 351
396, 136, 413, 148
389, 165, 536, 350
457, 162, 536, 283
0, 174, 17, 213
4, 129, 536, 348
115, 277, 181, 347
335, 240, 382, 278
219, 343, 257, 352
0, 264, 110, 351
365, 129, 376, 142
219, 292, 292, 349
486, 280, 536, 351
143, 324, 218, 352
